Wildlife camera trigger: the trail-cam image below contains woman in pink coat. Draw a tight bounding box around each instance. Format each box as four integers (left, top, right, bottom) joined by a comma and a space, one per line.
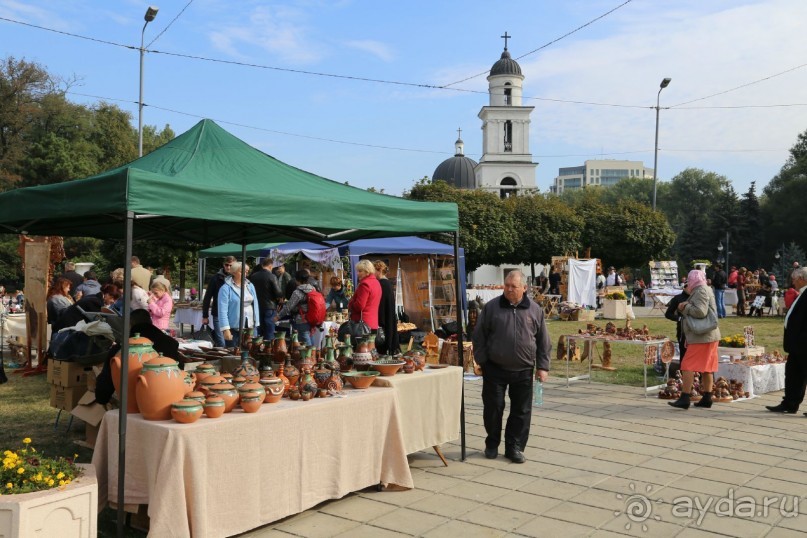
148, 280, 174, 331
348, 259, 382, 329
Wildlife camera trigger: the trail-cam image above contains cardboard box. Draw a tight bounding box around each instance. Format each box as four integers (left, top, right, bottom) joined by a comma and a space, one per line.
573, 309, 597, 322
49, 385, 87, 411
47, 359, 90, 387
603, 299, 628, 320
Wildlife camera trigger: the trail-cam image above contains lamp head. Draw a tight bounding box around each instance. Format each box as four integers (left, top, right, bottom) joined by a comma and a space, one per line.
660, 77, 671, 89
145, 6, 159, 22
717, 241, 724, 252
775, 251, 780, 259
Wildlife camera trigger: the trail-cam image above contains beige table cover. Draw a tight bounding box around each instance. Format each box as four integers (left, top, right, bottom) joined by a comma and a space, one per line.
373, 366, 462, 454
92, 386, 413, 537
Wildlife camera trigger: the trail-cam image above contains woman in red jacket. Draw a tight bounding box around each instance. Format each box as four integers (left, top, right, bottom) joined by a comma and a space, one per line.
348, 259, 382, 329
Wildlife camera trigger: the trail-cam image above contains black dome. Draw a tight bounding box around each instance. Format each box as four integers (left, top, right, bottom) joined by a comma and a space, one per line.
432, 155, 478, 190
490, 49, 522, 77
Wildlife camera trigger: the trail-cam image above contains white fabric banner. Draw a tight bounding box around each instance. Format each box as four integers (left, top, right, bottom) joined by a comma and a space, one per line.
568, 259, 597, 307
269, 247, 342, 271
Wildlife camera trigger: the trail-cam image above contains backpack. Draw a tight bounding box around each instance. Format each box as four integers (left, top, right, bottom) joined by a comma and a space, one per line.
303, 289, 326, 327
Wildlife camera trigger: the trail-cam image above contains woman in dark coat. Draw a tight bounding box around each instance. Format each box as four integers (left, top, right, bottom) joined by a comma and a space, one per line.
373, 260, 399, 355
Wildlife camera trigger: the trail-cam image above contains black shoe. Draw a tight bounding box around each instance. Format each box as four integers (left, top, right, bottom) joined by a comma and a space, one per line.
766, 404, 797, 413
694, 393, 712, 408
504, 448, 526, 464
484, 447, 498, 459
668, 393, 690, 410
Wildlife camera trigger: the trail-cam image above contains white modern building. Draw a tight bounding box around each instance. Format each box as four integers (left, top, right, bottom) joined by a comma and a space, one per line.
551, 159, 654, 194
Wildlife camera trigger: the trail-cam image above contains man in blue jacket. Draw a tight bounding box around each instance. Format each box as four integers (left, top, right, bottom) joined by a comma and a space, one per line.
472, 270, 551, 463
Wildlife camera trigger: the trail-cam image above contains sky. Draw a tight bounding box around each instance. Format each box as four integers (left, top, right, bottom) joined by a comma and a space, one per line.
2, 0, 807, 196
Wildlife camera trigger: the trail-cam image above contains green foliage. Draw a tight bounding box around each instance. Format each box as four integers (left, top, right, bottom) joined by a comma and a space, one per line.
505, 194, 583, 265
406, 180, 517, 271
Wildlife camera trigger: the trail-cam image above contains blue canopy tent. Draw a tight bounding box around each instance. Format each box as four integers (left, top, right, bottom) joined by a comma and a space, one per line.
260, 237, 467, 328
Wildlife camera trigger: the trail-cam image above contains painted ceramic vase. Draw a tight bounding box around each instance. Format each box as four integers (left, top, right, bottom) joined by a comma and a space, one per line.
185, 391, 207, 404
313, 361, 331, 389
272, 331, 288, 362
171, 399, 204, 424
136, 356, 187, 421
199, 374, 227, 394
326, 368, 343, 392
232, 358, 260, 383
209, 382, 239, 413
298, 364, 319, 395
239, 391, 263, 413
232, 375, 247, 389
262, 378, 285, 403
238, 381, 266, 403
203, 396, 226, 418
284, 356, 300, 388
111, 333, 159, 414
352, 338, 374, 371
337, 344, 353, 372
193, 363, 218, 386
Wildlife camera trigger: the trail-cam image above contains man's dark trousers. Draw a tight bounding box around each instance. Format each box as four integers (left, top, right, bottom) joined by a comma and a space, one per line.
783, 353, 807, 410
482, 361, 533, 452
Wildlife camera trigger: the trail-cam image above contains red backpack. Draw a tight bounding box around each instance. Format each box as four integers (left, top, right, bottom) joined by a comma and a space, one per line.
303, 289, 326, 327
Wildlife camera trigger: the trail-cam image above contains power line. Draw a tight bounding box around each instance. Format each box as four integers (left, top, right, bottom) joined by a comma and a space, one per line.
441, 0, 634, 88
146, 0, 195, 48
0, 15, 134, 50
670, 61, 807, 107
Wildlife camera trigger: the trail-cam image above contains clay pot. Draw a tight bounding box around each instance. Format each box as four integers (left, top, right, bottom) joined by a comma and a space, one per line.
183, 371, 197, 394
185, 391, 207, 403
300, 390, 314, 401
337, 345, 353, 372
317, 387, 329, 398
193, 363, 218, 386
240, 391, 263, 413
313, 361, 331, 389
272, 332, 288, 362
209, 382, 239, 413
232, 375, 247, 389
264, 381, 284, 403
232, 358, 260, 383
298, 365, 318, 394
221, 372, 234, 384
171, 399, 204, 424
288, 387, 301, 400
238, 381, 266, 403
284, 357, 300, 388
326, 369, 343, 392
199, 374, 227, 394
136, 356, 187, 421
111, 333, 160, 413
203, 396, 226, 418
402, 357, 415, 374
259, 363, 274, 379
275, 362, 290, 397
404, 350, 426, 371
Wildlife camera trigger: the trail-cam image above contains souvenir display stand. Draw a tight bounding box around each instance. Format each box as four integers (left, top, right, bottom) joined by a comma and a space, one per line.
0, 119, 464, 535
649, 260, 679, 288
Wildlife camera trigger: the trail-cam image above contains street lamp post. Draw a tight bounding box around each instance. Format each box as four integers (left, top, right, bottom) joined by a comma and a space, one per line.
717, 241, 724, 265
139, 6, 159, 158
652, 77, 672, 211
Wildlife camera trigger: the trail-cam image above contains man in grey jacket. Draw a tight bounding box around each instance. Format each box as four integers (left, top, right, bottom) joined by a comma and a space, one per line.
472, 270, 551, 463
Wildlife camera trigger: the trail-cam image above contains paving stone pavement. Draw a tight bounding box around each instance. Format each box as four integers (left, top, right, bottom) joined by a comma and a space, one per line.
241, 377, 807, 538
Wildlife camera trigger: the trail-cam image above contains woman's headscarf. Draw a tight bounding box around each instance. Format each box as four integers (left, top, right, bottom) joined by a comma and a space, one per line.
687, 269, 707, 290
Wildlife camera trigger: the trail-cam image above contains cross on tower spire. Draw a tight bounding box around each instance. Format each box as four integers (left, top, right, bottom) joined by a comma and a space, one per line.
501, 31, 511, 50
457, 127, 462, 140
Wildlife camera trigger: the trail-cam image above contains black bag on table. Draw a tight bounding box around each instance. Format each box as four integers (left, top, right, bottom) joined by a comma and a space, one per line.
190, 324, 214, 344
338, 318, 372, 342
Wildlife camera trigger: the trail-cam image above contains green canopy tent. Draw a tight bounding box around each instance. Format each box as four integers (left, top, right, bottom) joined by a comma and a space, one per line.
0, 119, 466, 535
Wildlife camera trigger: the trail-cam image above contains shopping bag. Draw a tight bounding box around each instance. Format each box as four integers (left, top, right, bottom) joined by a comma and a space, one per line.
190, 324, 214, 343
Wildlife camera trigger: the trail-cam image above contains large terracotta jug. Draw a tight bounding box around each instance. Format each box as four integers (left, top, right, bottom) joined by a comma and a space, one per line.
136, 356, 187, 420
111, 333, 159, 414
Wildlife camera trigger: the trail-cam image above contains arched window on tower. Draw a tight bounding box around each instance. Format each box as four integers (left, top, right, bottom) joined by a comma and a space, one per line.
504, 83, 512, 105
500, 177, 517, 199
504, 121, 513, 152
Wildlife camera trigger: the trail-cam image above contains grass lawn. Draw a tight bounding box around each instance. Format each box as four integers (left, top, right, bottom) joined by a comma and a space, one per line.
545, 315, 785, 386
0, 314, 785, 536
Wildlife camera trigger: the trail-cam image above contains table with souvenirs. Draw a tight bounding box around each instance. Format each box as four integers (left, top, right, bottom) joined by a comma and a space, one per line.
714, 327, 785, 398
173, 302, 205, 335
91, 331, 463, 536
561, 321, 671, 397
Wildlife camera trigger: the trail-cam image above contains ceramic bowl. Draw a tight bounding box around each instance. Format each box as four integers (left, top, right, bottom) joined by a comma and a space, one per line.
342, 371, 380, 389
370, 360, 405, 377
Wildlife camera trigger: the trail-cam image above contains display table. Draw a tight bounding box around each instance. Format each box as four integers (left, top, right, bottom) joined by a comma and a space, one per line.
564, 335, 668, 397
173, 307, 206, 336
92, 387, 413, 538
717, 361, 785, 398
373, 366, 462, 455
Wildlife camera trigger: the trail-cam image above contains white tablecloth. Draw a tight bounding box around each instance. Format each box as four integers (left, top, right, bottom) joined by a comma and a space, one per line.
717, 362, 786, 398
373, 366, 462, 454
173, 307, 206, 335
1, 312, 28, 341
466, 289, 502, 304
92, 387, 413, 537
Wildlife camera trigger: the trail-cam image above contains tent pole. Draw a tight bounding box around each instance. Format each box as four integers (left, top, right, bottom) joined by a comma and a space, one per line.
117, 211, 134, 538
453, 231, 466, 462
239, 243, 247, 350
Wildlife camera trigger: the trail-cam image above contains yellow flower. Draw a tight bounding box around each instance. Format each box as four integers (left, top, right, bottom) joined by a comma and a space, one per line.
56, 472, 65, 479
58, 480, 65, 487
5, 483, 12, 489
22, 438, 31, 445
47, 479, 54, 487
17, 467, 25, 475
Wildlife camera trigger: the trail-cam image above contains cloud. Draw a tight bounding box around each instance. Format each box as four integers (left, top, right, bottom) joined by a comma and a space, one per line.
518, 0, 807, 185
344, 39, 394, 62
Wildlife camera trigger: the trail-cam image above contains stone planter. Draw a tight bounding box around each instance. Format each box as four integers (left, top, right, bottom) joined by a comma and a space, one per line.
0, 463, 97, 538
603, 299, 628, 320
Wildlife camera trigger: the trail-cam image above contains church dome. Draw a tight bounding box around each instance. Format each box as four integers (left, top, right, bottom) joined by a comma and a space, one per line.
490, 49, 522, 77
432, 140, 478, 190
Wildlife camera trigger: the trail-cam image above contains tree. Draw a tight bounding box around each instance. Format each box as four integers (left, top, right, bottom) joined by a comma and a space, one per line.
505, 194, 583, 267
405, 180, 517, 271
733, 182, 763, 270
761, 128, 807, 257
